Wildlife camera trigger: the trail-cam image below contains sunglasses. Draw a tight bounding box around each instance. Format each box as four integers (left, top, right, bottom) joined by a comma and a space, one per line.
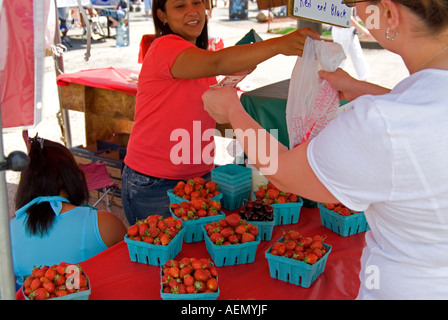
341, 0, 371, 7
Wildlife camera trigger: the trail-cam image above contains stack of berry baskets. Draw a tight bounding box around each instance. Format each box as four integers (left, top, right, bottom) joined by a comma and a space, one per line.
318, 202, 369, 237
202, 213, 261, 267
237, 200, 275, 241
169, 199, 225, 243
253, 183, 303, 225
211, 164, 252, 210
124, 215, 186, 266
265, 230, 332, 288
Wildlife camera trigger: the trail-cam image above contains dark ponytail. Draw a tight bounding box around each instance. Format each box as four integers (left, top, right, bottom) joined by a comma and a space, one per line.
15, 138, 89, 236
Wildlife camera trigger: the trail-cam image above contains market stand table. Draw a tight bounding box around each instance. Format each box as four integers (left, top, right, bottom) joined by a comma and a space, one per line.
16, 207, 365, 300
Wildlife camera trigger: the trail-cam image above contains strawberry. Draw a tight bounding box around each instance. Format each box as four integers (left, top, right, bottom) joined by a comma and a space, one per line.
184, 183, 194, 195
192, 280, 204, 293
30, 278, 42, 291
220, 227, 234, 238
44, 267, 57, 281
254, 188, 265, 199
210, 232, 224, 245
339, 207, 351, 216
43, 281, 55, 294
168, 266, 180, 278
205, 181, 217, 193
183, 275, 195, 287
138, 222, 149, 237
54, 290, 68, 297
194, 177, 206, 185
235, 224, 247, 235
288, 230, 301, 240
310, 241, 323, 250
206, 278, 219, 292
194, 269, 211, 282
33, 287, 50, 300
23, 275, 34, 289
191, 260, 203, 270
225, 213, 241, 227
303, 254, 318, 265
241, 232, 255, 243
267, 188, 279, 199
127, 224, 139, 237
186, 285, 197, 294
227, 234, 239, 244
54, 273, 66, 286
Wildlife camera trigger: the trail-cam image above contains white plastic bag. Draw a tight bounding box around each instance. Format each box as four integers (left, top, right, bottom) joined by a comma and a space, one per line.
286, 37, 346, 149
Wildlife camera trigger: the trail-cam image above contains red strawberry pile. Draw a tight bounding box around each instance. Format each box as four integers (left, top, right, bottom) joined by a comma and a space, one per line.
161, 257, 219, 294
254, 183, 300, 205
321, 203, 359, 216
23, 263, 89, 300
127, 214, 183, 245
205, 213, 258, 245
269, 230, 328, 265
173, 177, 220, 201
169, 198, 222, 221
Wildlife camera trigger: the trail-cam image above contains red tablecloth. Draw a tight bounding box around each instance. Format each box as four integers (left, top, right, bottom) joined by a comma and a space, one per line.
17, 207, 365, 300
57, 67, 139, 96
56, 67, 246, 98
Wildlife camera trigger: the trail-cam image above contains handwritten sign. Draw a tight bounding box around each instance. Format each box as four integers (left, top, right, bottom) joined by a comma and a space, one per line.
291, 0, 351, 27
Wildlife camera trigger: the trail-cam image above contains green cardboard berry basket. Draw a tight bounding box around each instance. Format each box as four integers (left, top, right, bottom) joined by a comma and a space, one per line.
203, 228, 260, 267
124, 227, 185, 266
265, 237, 332, 288
317, 203, 369, 237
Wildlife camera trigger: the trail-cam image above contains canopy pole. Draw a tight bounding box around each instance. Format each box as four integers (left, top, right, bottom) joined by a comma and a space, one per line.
0, 104, 18, 300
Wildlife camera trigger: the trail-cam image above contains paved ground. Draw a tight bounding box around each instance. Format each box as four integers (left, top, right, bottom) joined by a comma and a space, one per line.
3, 2, 409, 225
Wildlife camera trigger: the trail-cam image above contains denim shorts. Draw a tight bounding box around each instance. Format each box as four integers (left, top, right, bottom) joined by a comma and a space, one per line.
121, 165, 211, 225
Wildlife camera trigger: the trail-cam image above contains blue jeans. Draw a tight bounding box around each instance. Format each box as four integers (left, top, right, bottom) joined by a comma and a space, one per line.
121, 165, 211, 225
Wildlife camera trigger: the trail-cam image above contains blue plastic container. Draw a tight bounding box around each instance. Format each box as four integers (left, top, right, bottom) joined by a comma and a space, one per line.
220, 187, 252, 211
211, 164, 251, 182
203, 228, 260, 267
212, 164, 252, 210
249, 220, 274, 241
265, 238, 332, 288
318, 203, 369, 237
169, 208, 225, 243
124, 227, 185, 266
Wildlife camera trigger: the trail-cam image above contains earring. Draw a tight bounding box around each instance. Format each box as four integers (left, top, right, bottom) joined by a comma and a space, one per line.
385, 27, 398, 40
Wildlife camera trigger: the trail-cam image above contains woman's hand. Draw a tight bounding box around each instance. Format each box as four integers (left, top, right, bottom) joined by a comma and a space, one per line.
276, 27, 321, 57
319, 68, 391, 101
202, 87, 241, 124
318, 68, 357, 101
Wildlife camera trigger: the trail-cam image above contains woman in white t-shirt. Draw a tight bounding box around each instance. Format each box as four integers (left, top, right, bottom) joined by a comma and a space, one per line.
202, 0, 448, 299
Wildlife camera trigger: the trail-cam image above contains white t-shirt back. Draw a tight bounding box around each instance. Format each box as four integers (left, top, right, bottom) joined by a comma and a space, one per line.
308, 69, 448, 299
